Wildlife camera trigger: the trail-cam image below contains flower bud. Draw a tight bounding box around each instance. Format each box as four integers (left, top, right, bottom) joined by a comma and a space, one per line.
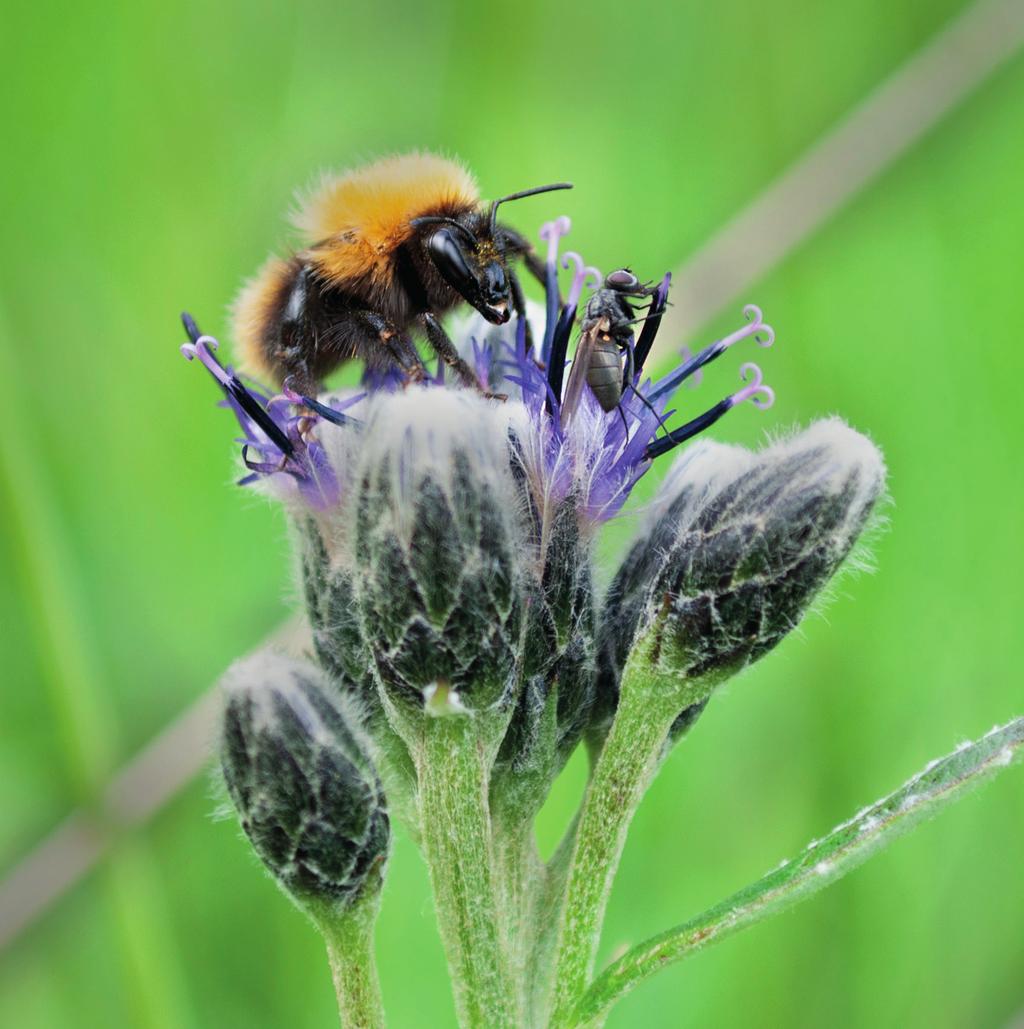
220, 651, 389, 909
595, 419, 885, 727
298, 519, 379, 707
352, 390, 527, 717
494, 495, 596, 809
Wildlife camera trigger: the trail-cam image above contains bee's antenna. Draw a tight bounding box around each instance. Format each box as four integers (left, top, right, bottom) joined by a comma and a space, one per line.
409, 216, 478, 246
489, 182, 573, 232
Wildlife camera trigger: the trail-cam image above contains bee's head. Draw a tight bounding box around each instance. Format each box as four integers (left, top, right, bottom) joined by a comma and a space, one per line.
412, 181, 571, 326
413, 217, 512, 325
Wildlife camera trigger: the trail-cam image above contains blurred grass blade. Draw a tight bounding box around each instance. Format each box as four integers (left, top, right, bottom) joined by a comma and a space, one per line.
658, 0, 1024, 353
0, 316, 197, 1028
573, 718, 1024, 1027
0, 618, 306, 953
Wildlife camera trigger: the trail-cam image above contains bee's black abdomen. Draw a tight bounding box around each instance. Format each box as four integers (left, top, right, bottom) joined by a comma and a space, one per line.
239, 259, 381, 393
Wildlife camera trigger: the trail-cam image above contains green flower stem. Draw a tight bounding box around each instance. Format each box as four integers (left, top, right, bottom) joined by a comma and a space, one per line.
316, 894, 386, 1029
549, 657, 687, 1027
570, 716, 1024, 1028
529, 809, 582, 1024
415, 716, 518, 1028
492, 819, 543, 1015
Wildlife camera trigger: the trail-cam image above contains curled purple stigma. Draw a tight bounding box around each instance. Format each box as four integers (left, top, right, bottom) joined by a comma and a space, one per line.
731, 362, 775, 410
181, 332, 294, 457
539, 216, 572, 265
742, 304, 775, 347
561, 252, 602, 310
648, 304, 777, 403
180, 334, 227, 384
643, 362, 776, 461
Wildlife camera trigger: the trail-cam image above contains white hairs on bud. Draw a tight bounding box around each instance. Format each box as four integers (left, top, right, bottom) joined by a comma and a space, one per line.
644, 438, 758, 529
356, 387, 526, 541
647, 416, 885, 537
220, 648, 375, 747
785, 416, 887, 516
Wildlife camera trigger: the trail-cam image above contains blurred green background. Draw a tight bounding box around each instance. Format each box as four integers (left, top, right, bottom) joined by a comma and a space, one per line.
2, 0, 1023, 1026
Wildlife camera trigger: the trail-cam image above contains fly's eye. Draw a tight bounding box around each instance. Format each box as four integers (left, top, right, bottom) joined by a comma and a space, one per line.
427, 228, 476, 296
607, 269, 639, 290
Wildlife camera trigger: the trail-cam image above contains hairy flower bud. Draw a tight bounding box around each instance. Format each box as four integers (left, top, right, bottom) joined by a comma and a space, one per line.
220, 651, 389, 908
353, 390, 527, 717
494, 494, 596, 812
595, 419, 885, 728
298, 519, 379, 706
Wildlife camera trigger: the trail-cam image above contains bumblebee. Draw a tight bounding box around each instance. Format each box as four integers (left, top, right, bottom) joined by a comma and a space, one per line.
233, 153, 571, 396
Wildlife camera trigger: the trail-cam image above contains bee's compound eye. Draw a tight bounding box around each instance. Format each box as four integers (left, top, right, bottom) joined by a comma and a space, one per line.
428, 228, 476, 297
606, 269, 638, 290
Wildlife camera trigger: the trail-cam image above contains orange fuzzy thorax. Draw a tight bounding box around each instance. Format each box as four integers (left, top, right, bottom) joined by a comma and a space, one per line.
295, 153, 480, 284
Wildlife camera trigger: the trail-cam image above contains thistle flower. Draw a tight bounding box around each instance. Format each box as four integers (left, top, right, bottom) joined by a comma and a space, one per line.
220, 651, 389, 910
183, 212, 782, 782
182, 217, 775, 530
175, 191, 1024, 1029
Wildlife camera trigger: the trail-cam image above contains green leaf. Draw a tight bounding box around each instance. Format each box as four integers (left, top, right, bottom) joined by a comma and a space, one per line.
572, 717, 1024, 1027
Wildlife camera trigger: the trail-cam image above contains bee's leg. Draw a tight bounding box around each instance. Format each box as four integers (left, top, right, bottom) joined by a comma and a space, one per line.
420, 313, 506, 400
354, 310, 428, 383
278, 357, 320, 399
384, 334, 428, 383
508, 268, 534, 352
275, 318, 321, 398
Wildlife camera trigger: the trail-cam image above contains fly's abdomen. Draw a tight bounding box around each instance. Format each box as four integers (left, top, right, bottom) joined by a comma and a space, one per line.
586, 340, 624, 412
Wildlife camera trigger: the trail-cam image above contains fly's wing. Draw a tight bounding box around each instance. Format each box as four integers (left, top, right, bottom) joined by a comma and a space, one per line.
561, 320, 603, 422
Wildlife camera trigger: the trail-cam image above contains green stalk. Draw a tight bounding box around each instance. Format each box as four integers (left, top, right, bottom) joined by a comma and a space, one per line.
528, 808, 582, 1025
492, 818, 541, 1013
571, 716, 1024, 1027
316, 895, 386, 1029
415, 716, 517, 1028
548, 663, 684, 1027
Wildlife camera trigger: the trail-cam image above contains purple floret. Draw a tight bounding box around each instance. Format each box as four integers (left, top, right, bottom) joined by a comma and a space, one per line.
181, 217, 776, 522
